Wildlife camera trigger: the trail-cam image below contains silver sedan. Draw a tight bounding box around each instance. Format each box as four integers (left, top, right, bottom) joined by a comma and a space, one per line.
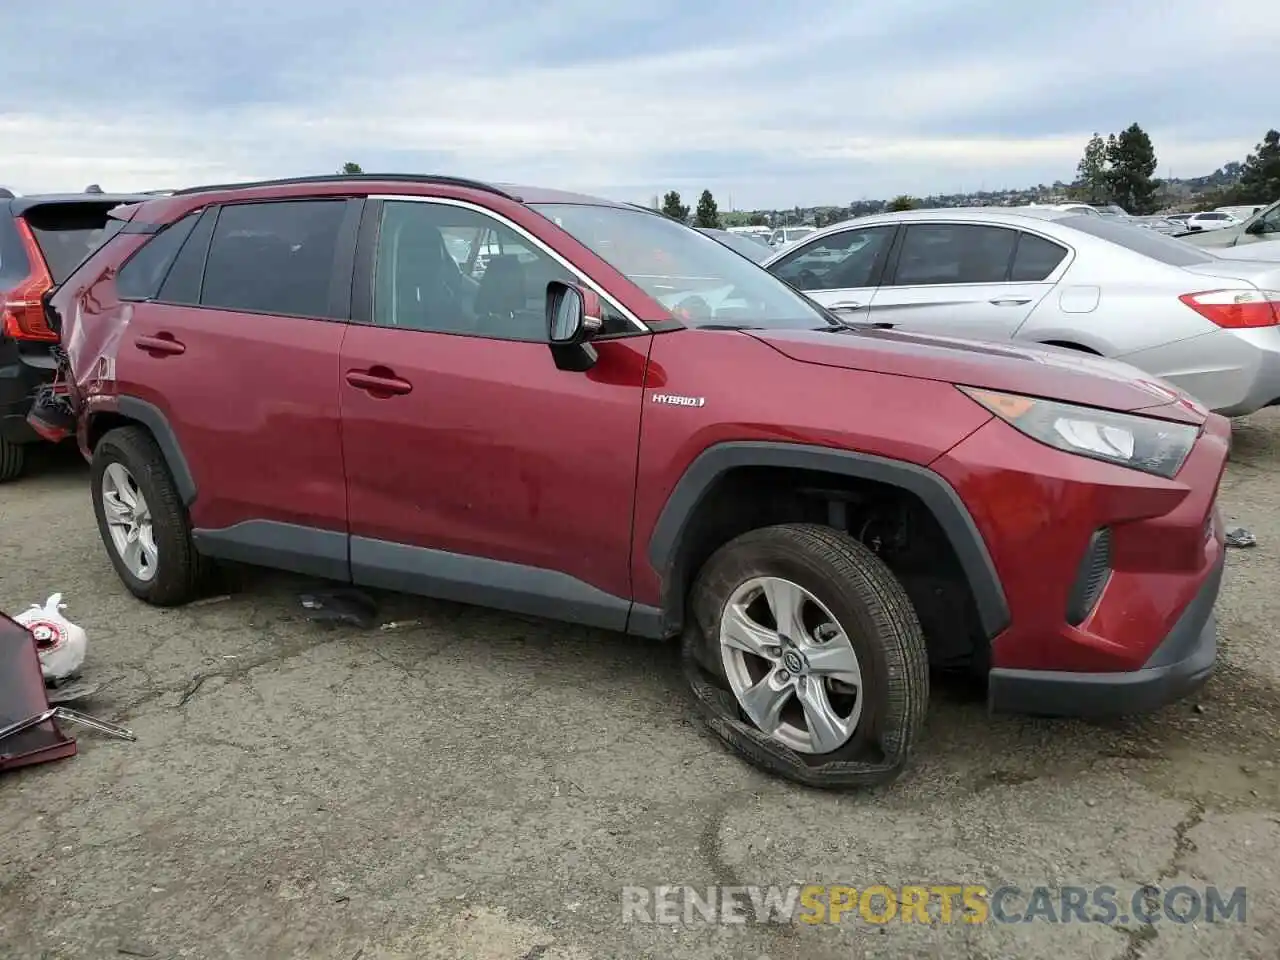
763, 206, 1280, 416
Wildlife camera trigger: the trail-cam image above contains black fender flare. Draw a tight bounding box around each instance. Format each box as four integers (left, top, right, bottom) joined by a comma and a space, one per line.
646, 441, 1010, 639
97, 396, 198, 506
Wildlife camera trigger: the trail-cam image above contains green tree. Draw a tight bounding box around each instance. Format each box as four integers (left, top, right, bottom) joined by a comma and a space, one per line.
1236, 129, 1280, 205
886, 195, 916, 212
340, 161, 364, 175
694, 189, 720, 229
1104, 124, 1159, 214
1075, 133, 1110, 203
661, 190, 690, 222
748, 212, 768, 226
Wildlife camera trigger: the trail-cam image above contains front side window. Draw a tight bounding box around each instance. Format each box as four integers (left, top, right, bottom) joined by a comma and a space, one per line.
531, 202, 829, 329
888, 224, 1019, 286
373, 200, 630, 341
1252, 202, 1280, 235
200, 200, 347, 318
769, 226, 894, 291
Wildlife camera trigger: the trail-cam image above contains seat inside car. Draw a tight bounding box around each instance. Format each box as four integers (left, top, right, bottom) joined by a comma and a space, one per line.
473, 253, 528, 337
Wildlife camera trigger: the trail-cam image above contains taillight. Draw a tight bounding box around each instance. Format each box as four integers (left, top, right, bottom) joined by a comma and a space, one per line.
1, 218, 58, 342
1179, 289, 1280, 329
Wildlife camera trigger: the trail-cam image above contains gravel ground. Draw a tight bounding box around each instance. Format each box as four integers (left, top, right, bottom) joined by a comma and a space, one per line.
2, 413, 1278, 960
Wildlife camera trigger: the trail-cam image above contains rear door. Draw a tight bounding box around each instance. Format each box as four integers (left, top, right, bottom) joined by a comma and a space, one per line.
868, 222, 1065, 340
767, 224, 897, 320
109, 197, 362, 577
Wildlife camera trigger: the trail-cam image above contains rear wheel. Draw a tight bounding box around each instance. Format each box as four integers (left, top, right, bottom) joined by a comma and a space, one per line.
91, 426, 208, 605
0, 437, 24, 482
683, 523, 929, 789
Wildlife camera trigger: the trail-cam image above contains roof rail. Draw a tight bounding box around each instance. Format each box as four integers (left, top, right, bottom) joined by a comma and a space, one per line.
172, 173, 519, 200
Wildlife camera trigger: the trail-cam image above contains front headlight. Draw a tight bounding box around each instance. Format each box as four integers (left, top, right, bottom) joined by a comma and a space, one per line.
959, 386, 1199, 479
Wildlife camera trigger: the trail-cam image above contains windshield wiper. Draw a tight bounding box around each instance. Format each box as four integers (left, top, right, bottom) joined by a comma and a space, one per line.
696, 322, 764, 330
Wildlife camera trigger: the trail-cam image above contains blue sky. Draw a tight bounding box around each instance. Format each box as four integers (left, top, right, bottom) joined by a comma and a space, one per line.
3, 0, 1276, 208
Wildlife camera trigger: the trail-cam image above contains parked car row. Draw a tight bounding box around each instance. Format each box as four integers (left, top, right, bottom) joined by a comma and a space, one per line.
32, 172, 1231, 787
755, 205, 1280, 416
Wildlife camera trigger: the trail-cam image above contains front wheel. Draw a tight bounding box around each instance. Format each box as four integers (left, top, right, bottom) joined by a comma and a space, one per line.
683, 523, 929, 789
0, 437, 26, 482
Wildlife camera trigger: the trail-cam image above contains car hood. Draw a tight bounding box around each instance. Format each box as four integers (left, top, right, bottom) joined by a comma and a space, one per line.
1180, 226, 1243, 248
1206, 240, 1280, 264
746, 327, 1207, 422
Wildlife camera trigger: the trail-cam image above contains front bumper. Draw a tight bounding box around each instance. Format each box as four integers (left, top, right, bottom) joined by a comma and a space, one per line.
987, 547, 1223, 716
0, 341, 58, 445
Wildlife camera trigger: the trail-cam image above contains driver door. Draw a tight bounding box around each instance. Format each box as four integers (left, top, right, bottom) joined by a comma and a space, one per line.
766, 225, 897, 321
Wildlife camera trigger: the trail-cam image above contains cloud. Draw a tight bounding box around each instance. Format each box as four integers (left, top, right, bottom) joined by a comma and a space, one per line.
2, 0, 1276, 207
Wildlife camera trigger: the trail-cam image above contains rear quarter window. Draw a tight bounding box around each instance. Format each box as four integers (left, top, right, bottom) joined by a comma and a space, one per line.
116, 213, 201, 300
1009, 232, 1068, 281
0, 212, 29, 285
1060, 215, 1213, 267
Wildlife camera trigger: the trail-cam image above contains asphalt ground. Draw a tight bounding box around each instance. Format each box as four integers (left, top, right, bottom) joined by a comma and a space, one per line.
2, 412, 1278, 960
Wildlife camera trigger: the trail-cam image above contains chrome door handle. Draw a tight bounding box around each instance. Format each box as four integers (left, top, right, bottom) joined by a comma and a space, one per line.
828, 301, 864, 312
989, 298, 1032, 306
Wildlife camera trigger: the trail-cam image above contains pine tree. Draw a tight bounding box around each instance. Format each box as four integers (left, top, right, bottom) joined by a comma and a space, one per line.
694, 190, 720, 229
661, 191, 690, 222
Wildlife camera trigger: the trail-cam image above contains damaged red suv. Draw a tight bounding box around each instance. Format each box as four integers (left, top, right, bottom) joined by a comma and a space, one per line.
47, 174, 1227, 787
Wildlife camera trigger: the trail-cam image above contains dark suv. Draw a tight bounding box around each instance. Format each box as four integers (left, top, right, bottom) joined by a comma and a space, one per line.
49, 175, 1228, 788
1, 191, 151, 480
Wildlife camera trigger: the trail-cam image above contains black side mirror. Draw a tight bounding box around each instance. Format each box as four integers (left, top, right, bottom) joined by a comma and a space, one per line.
1246, 219, 1267, 236
546, 280, 604, 371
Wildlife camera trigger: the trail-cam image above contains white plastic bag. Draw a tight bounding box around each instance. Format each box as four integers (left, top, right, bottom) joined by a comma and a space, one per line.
16, 593, 88, 684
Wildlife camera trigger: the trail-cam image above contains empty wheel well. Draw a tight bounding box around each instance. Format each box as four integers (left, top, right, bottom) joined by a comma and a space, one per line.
86, 412, 142, 451
664, 465, 987, 671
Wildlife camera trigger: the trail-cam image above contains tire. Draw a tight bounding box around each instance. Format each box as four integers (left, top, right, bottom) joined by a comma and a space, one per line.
91, 426, 209, 606
0, 437, 25, 482
683, 522, 929, 789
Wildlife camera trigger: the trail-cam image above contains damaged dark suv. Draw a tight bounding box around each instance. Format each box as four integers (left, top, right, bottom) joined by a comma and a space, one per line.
47, 174, 1228, 788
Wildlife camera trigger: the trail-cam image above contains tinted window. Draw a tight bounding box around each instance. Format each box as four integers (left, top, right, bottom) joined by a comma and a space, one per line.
159, 208, 216, 304
374, 200, 627, 341
889, 224, 1018, 286
1060, 215, 1213, 266
770, 226, 894, 290
1009, 232, 1069, 282
116, 213, 199, 300
200, 200, 346, 317
0, 214, 28, 284
1255, 202, 1280, 235
532, 202, 829, 330
23, 203, 126, 283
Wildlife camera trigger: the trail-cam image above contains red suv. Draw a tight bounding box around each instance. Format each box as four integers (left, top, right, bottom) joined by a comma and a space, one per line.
48, 175, 1228, 787
1, 190, 152, 479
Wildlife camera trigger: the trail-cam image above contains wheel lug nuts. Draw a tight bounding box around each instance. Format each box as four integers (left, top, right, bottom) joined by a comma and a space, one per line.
776, 670, 790, 682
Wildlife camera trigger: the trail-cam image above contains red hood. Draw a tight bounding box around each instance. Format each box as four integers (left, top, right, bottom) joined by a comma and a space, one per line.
747, 327, 1207, 424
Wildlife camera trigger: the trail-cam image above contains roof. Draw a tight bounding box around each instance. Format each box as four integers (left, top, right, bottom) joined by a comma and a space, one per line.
7, 193, 155, 215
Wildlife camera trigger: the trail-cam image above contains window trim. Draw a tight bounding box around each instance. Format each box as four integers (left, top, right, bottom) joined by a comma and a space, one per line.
767, 223, 900, 291
367, 194, 649, 337
879, 220, 1074, 289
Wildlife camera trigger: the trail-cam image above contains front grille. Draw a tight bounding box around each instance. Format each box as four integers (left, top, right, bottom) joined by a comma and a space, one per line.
1066, 528, 1112, 627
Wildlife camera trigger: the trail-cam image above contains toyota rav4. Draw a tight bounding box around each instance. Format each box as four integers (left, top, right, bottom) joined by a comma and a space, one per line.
47, 174, 1228, 788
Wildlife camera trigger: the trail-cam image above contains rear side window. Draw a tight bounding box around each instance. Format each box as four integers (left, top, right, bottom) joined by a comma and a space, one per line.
888, 224, 1018, 286
116, 213, 200, 300
0, 214, 29, 285
22, 203, 125, 283
199, 200, 347, 318
1060, 215, 1212, 266
1009, 232, 1068, 281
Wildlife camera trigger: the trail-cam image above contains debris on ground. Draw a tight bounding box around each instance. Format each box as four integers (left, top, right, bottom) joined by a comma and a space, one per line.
299, 589, 378, 628
15, 593, 87, 685
1225, 526, 1257, 548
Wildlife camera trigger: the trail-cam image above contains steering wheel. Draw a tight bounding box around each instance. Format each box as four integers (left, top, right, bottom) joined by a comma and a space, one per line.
672, 294, 713, 322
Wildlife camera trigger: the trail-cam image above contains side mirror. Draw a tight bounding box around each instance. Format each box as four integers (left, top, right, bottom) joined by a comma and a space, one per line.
1246, 219, 1267, 236
547, 281, 604, 345
545, 281, 604, 371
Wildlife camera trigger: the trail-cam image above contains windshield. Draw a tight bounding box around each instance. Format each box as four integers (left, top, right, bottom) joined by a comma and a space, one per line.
532, 203, 829, 329
1059, 214, 1214, 267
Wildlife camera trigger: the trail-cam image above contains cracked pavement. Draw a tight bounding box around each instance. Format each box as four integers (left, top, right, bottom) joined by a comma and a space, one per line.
2, 413, 1279, 960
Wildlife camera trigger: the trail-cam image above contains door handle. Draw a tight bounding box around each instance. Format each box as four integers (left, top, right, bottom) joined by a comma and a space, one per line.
989, 298, 1032, 306
345, 368, 413, 397
828, 301, 864, 312
134, 334, 185, 356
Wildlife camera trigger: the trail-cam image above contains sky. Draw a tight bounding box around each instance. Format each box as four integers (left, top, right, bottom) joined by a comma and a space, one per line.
3, 0, 1278, 209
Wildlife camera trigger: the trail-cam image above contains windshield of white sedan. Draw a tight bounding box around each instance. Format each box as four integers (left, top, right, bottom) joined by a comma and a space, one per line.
531, 203, 829, 328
